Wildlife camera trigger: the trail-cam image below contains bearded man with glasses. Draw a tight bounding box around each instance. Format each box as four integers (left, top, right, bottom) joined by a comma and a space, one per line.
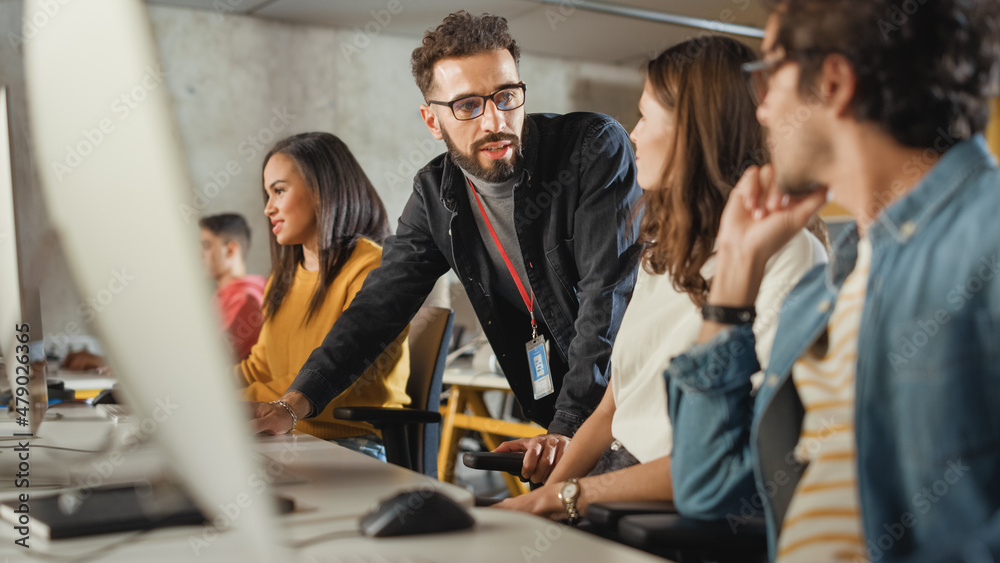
251, 10, 642, 469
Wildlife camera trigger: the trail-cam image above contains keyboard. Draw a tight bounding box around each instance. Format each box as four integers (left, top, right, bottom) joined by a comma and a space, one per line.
94, 405, 308, 485
96, 404, 131, 422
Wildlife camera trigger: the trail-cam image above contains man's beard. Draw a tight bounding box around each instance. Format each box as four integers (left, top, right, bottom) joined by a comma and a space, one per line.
442, 129, 523, 183
765, 125, 830, 196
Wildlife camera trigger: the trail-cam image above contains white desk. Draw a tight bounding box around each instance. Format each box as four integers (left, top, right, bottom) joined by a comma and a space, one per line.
0, 404, 669, 563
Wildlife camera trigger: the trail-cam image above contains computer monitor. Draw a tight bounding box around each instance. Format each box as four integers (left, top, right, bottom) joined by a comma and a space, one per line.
0, 87, 24, 381
0, 86, 48, 436
23, 1, 284, 560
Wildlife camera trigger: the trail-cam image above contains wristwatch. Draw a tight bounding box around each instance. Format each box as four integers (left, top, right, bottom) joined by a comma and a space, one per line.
701, 303, 756, 325
558, 478, 581, 525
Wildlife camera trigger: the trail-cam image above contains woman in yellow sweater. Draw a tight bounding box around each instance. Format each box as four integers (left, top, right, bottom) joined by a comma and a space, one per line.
239, 131, 410, 459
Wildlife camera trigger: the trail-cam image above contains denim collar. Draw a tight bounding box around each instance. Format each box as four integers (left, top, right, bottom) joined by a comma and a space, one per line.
870, 135, 992, 245
440, 115, 539, 212
825, 135, 993, 288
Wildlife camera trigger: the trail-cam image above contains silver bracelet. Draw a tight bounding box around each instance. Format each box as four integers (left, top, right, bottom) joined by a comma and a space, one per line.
269, 399, 297, 433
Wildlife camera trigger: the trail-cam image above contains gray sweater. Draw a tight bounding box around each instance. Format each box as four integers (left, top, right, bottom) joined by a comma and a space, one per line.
463, 170, 533, 315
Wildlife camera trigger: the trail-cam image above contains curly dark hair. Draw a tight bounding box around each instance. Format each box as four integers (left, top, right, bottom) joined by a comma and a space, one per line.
766, 0, 1000, 148
410, 11, 520, 97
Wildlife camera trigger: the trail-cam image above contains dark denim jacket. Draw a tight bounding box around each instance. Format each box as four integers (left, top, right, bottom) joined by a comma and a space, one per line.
664, 136, 1000, 562
290, 113, 642, 436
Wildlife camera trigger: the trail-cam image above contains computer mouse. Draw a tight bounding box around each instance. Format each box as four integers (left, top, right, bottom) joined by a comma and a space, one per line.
359, 489, 475, 537
93, 387, 119, 405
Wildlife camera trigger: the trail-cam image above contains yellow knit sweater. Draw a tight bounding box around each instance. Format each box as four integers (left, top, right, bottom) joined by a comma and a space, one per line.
238, 238, 410, 440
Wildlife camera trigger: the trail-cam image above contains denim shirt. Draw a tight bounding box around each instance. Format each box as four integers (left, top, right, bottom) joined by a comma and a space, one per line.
291, 113, 641, 436
664, 136, 1000, 562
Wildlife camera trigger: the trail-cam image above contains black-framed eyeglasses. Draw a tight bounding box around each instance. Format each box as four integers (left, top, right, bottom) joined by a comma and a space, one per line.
742, 49, 828, 102
427, 83, 527, 121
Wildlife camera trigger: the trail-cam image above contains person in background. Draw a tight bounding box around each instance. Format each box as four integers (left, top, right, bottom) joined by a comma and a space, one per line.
62, 212, 268, 371
199, 213, 267, 360
664, 1, 1000, 561
250, 12, 642, 453
239, 131, 410, 459
493, 36, 826, 520
60, 213, 267, 371
60, 348, 108, 372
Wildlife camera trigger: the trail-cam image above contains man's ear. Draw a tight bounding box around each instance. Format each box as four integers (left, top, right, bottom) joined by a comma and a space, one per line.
224, 240, 240, 260
420, 104, 444, 141
817, 53, 857, 119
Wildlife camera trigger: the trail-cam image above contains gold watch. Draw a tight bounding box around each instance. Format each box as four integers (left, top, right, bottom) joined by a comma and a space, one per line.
558, 478, 581, 525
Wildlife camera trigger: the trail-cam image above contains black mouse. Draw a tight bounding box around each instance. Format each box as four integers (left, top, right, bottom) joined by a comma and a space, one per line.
359, 489, 475, 537
93, 387, 119, 405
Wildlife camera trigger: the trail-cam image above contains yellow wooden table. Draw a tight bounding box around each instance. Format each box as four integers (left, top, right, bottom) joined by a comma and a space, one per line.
438, 369, 545, 496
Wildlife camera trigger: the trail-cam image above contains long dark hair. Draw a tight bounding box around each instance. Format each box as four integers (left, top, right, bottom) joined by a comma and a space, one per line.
637, 36, 762, 305
262, 132, 391, 322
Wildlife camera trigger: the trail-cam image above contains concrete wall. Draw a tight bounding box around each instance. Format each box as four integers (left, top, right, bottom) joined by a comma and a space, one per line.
0, 2, 643, 353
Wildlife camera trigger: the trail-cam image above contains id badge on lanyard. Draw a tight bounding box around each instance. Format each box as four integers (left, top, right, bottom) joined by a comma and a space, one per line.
526, 334, 554, 400
468, 176, 554, 400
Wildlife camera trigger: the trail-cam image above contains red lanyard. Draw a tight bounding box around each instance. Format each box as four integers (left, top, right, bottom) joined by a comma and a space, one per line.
467, 177, 537, 336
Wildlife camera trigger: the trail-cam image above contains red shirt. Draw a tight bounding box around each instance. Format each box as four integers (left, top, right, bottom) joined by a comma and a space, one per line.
216, 275, 267, 360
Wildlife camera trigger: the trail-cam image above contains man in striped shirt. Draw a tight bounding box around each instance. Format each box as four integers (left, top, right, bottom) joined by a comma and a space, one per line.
663, 1, 1000, 561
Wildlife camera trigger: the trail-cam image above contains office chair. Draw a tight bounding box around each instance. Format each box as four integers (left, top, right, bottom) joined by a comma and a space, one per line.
615, 511, 767, 563
584, 499, 766, 562
334, 306, 454, 477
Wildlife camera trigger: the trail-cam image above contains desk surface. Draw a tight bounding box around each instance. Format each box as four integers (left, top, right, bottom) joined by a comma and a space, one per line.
48, 368, 116, 392
0, 405, 669, 563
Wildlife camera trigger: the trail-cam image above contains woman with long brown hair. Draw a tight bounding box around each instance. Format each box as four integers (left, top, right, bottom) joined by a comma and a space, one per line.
238, 132, 410, 459
495, 35, 826, 517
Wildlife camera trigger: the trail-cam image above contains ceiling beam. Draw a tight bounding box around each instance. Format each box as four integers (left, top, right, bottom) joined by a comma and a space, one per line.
532, 0, 766, 38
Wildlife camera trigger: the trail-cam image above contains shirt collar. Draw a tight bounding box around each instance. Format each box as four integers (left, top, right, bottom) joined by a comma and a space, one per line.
826, 135, 994, 288
868, 135, 993, 246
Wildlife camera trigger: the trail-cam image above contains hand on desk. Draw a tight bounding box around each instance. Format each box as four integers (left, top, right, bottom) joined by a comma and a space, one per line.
249, 391, 312, 435
61, 350, 109, 373
494, 434, 571, 484
493, 481, 569, 520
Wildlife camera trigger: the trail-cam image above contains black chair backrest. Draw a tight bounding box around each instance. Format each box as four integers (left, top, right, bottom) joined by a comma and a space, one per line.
405, 306, 454, 476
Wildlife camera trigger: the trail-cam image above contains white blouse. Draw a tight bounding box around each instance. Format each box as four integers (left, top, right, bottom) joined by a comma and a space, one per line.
610, 229, 828, 463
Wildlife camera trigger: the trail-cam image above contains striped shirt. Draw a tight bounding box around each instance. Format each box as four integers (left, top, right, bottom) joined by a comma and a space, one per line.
777, 237, 872, 563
